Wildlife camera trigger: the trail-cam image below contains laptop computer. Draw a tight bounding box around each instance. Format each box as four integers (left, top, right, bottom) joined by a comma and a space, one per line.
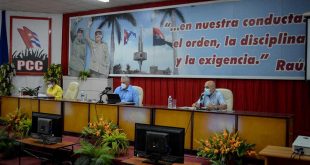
107, 94, 121, 104
106, 94, 135, 105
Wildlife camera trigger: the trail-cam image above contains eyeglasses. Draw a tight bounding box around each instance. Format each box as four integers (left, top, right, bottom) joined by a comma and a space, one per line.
204, 86, 210, 89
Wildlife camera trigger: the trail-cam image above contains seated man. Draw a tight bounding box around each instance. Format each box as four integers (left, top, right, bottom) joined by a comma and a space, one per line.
114, 76, 139, 106
46, 79, 63, 99
192, 80, 227, 110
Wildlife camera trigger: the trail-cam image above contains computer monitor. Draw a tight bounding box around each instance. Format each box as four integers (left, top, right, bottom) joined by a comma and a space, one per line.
31, 112, 63, 144
134, 123, 185, 164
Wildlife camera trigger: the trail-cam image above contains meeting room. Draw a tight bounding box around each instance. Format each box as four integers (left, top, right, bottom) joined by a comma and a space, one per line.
0, 0, 310, 164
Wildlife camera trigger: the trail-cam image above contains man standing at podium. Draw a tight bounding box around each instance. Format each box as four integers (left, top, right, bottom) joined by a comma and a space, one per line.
192, 80, 227, 110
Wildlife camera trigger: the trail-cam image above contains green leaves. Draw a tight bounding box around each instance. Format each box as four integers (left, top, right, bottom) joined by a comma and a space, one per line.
78, 70, 90, 81
20, 87, 39, 96
0, 128, 19, 159
43, 64, 62, 84
5, 109, 32, 139
101, 129, 129, 155
74, 140, 114, 165
76, 118, 129, 165
0, 63, 16, 96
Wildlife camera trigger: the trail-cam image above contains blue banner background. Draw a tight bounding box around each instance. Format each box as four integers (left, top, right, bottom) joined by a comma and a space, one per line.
69, 0, 310, 79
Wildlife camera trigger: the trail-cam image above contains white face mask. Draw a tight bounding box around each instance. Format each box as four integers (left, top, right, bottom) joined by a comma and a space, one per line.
121, 83, 127, 89
205, 88, 211, 95
48, 84, 53, 88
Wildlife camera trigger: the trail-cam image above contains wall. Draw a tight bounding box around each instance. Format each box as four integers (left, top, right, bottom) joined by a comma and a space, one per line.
62, 0, 310, 137
2, 10, 63, 94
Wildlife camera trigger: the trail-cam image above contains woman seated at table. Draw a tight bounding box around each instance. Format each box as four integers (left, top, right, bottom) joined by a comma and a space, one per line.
46, 79, 63, 99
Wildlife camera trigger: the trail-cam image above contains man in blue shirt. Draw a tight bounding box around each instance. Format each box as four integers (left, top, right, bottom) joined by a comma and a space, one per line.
192, 80, 227, 110
114, 76, 139, 106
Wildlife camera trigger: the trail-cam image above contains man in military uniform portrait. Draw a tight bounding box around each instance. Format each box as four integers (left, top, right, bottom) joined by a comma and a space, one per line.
69, 28, 86, 76
86, 20, 110, 78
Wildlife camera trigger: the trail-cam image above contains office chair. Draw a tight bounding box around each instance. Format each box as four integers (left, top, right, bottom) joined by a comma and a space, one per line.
63, 81, 79, 100
132, 86, 143, 106
217, 88, 233, 111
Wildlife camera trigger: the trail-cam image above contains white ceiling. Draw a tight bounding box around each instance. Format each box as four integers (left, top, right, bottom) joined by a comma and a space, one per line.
0, 0, 168, 14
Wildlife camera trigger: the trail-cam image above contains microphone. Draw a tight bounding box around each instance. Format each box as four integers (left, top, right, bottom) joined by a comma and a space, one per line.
200, 92, 204, 101
35, 86, 41, 90
100, 87, 112, 95
199, 92, 205, 108
98, 87, 112, 103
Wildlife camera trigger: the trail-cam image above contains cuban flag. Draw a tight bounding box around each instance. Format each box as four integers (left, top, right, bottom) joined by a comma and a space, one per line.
17, 26, 41, 48
153, 27, 172, 48
124, 29, 136, 45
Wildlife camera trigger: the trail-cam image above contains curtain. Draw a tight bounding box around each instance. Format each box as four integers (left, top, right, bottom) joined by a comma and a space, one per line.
113, 77, 310, 136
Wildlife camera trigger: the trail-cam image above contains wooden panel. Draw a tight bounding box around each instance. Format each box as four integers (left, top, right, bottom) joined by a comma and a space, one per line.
119, 107, 151, 141
193, 112, 235, 150
259, 145, 310, 165
19, 98, 39, 118
238, 116, 286, 152
89, 104, 118, 123
64, 102, 89, 133
39, 100, 61, 114
1, 97, 19, 118
155, 109, 192, 150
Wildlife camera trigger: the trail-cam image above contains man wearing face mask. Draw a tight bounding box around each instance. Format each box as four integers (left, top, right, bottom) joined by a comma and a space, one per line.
192, 80, 227, 110
46, 79, 63, 99
114, 76, 139, 106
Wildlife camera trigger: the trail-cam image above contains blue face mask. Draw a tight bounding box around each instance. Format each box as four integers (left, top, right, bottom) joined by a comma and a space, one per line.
204, 88, 211, 96
121, 83, 127, 89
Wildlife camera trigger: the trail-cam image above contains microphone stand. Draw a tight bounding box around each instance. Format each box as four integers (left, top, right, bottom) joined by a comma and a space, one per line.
97, 87, 112, 103
98, 91, 106, 103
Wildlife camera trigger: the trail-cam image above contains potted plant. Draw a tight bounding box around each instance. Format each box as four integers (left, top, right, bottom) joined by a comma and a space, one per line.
0, 109, 31, 159
20, 87, 40, 96
0, 63, 16, 96
80, 117, 129, 155
197, 129, 256, 165
78, 70, 90, 81
6, 109, 32, 139
101, 128, 129, 155
74, 140, 114, 165
0, 128, 19, 159
43, 64, 62, 85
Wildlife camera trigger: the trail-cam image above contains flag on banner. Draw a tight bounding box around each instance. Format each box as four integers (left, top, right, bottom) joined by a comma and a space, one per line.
17, 26, 41, 48
0, 10, 9, 65
153, 27, 172, 48
124, 29, 136, 45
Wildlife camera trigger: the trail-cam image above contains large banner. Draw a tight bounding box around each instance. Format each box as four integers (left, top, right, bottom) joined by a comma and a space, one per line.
10, 16, 51, 75
69, 0, 310, 79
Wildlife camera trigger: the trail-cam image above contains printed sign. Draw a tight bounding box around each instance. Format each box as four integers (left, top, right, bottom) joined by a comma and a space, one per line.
69, 0, 310, 79
10, 16, 51, 75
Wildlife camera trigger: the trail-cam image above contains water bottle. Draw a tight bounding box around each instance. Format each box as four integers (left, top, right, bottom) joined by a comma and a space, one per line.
80, 90, 85, 101
18, 87, 22, 97
168, 96, 173, 109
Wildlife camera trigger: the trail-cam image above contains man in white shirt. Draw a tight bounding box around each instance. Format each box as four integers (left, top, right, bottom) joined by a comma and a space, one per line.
192, 80, 227, 110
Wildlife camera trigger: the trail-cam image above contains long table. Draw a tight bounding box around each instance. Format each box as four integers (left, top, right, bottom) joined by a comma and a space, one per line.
0, 96, 293, 152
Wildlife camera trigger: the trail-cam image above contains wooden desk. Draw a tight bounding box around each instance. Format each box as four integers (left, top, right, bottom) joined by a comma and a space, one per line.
259, 145, 310, 165
17, 138, 76, 165
1, 96, 294, 152
121, 157, 201, 165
